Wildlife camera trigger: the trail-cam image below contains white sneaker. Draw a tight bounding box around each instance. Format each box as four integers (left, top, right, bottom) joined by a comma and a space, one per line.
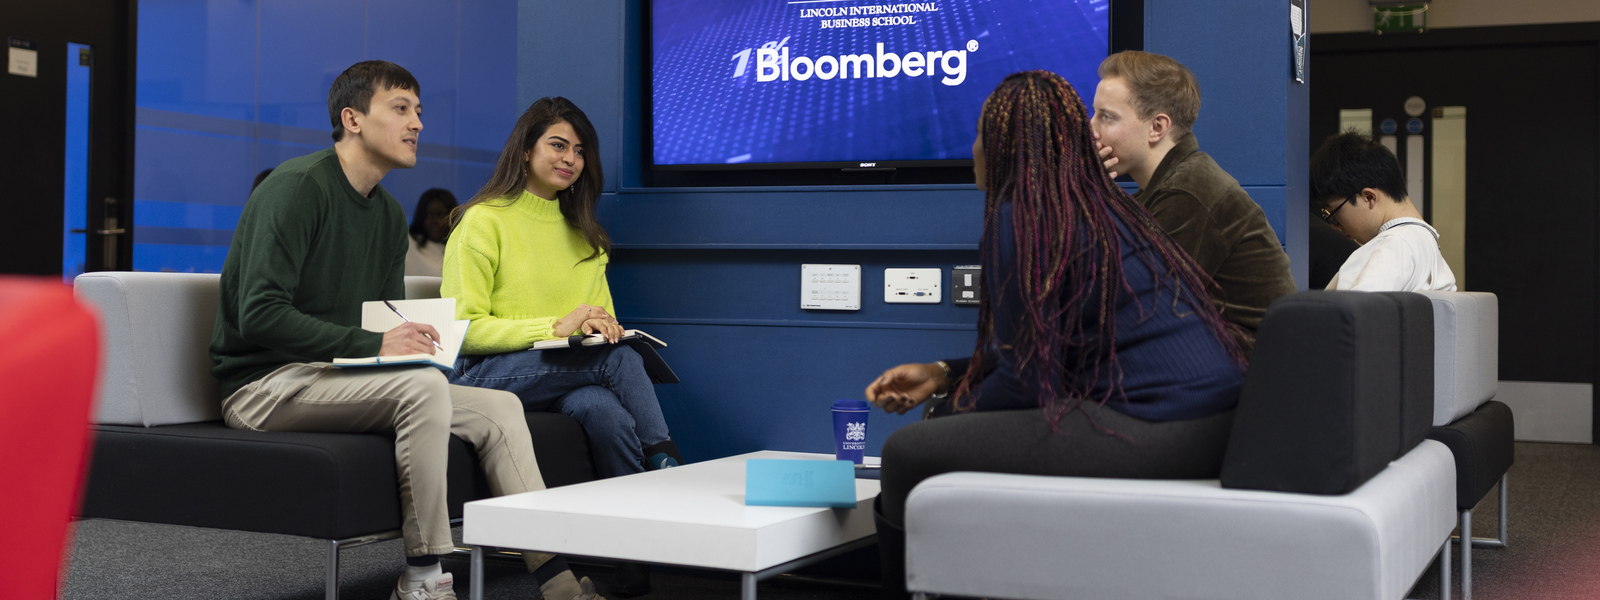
391, 572, 457, 600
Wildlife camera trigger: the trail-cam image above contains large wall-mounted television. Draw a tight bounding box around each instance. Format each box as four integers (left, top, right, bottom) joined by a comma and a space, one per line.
647, 0, 1129, 185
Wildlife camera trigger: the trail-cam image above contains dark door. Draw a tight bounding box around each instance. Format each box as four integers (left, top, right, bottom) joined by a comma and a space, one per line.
0, 0, 134, 276
1312, 24, 1600, 437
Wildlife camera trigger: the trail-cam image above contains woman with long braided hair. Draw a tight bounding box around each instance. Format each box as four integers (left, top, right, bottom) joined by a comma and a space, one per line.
863, 71, 1248, 598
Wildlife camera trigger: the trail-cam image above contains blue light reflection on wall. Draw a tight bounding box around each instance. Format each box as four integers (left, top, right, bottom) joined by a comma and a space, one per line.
63, 43, 91, 281
134, 0, 515, 273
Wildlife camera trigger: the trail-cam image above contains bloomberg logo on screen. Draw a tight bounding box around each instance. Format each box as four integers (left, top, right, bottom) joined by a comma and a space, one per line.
754, 41, 975, 86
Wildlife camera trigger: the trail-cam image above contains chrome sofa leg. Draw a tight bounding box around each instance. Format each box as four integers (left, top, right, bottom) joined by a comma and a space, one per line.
1441, 537, 1452, 600
1455, 473, 1510, 550
326, 539, 341, 600
1460, 509, 1472, 600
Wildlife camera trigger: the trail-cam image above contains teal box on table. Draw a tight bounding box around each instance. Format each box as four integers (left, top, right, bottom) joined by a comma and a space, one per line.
744, 459, 857, 508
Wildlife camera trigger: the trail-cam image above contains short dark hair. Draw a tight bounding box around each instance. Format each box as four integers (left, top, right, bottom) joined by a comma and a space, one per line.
1309, 131, 1407, 205
327, 60, 420, 142
409, 188, 458, 246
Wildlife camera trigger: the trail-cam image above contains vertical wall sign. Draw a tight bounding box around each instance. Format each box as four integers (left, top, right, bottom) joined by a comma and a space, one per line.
1290, 0, 1307, 83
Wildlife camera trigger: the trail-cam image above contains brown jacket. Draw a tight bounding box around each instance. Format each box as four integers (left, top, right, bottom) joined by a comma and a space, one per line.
1135, 134, 1297, 353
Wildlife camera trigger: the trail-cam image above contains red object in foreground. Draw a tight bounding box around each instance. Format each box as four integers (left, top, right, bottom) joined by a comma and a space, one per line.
0, 277, 101, 599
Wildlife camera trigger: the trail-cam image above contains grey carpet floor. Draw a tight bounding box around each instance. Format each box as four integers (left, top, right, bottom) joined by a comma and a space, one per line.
62, 441, 1600, 599
61, 520, 877, 600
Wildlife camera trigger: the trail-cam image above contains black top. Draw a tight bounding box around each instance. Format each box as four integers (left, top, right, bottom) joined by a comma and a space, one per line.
948, 203, 1244, 421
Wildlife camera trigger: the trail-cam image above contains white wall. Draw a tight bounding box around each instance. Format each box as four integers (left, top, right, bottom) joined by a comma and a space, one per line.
1311, 0, 1600, 34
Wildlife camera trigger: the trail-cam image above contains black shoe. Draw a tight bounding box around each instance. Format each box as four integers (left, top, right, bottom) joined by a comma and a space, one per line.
609, 561, 652, 598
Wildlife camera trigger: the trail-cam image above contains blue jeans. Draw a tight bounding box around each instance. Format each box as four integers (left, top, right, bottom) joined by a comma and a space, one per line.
450, 344, 671, 478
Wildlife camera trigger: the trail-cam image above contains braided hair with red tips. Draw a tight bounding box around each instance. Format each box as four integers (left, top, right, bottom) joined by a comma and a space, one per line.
951, 70, 1247, 429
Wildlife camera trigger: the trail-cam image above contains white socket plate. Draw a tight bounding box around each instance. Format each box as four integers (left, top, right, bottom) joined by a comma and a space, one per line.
884, 268, 941, 303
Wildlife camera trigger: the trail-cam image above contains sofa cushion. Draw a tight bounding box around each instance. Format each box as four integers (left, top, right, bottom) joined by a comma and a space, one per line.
906, 441, 1456, 600
1222, 291, 1411, 495
1428, 400, 1515, 509
1418, 292, 1499, 426
405, 276, 442, 300
74, 272, 222, 426
73, 273, 452, 427
80, 412, 594, 540
1381, 292, 1435, 455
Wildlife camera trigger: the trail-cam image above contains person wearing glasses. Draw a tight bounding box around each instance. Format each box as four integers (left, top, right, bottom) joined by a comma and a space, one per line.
1310, 132, 1456, 292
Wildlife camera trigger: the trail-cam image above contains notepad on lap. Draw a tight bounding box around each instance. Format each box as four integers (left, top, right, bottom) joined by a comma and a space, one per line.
528, 329, 679, 384
744, 459, 858, 508
332, 298, 467, 370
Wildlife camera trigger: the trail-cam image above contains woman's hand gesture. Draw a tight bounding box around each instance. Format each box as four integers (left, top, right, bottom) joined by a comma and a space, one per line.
865, 363, 947, 415
553, 304, 614, 338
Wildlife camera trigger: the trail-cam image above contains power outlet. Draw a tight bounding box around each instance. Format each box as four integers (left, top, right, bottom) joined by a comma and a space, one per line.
952, 265, 981, 306
801, 264, 861, 310
884, 268, 941, 303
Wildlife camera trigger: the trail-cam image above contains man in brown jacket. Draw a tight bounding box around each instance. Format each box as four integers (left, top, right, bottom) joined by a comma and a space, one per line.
1090, 51, 1296, 353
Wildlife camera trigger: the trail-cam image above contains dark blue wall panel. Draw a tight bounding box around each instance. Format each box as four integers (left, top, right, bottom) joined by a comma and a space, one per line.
258, 0, 364, 132
646, 323, 970, 461
135, 0, 518, 274
1145, 0, 1309, 280
519, 0, 1308, 460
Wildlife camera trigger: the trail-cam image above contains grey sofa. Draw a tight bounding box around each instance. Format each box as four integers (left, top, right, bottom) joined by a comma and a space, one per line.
1420, 291, 1512, 600
902, 291, 1459, 600
73, 272, 596, 600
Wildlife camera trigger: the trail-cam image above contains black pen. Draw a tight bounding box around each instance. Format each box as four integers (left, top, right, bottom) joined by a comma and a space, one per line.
383, 300, 444, 351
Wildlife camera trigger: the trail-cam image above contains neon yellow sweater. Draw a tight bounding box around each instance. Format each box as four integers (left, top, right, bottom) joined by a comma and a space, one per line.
441, 190, 614, 354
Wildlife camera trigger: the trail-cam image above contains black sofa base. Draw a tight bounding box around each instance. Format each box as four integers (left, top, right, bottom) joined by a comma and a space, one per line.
81, 411, 595, 541
1428, 400, 1515, 510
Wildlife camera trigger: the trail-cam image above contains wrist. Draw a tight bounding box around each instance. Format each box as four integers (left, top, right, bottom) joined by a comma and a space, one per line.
930, 361, 952, 399
553, 319, 576, 337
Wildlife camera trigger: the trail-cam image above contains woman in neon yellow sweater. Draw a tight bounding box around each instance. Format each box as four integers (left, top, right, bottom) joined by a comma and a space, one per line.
442, 97, 682, 477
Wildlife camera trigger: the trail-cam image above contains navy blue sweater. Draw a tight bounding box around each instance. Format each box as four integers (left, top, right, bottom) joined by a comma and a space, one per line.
960, 203, 1243, 421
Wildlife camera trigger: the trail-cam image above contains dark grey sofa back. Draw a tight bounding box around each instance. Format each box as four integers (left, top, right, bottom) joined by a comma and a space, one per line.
1221, 291, 1433, 495
1381, 292, 1435, 455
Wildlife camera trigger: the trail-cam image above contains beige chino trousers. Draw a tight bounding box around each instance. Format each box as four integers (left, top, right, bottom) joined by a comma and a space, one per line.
222, 363, 547, 558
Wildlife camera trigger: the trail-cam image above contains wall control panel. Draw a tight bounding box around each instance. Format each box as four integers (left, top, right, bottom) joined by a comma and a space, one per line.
952, 264, 981, 306
801, 264, 861, 310
884, 268, 941, 303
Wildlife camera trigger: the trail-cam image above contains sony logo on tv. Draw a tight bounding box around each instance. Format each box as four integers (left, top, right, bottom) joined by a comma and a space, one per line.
859, 162, 876, 168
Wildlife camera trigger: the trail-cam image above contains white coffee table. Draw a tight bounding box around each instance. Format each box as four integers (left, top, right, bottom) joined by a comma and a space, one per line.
463, 450, 880, 600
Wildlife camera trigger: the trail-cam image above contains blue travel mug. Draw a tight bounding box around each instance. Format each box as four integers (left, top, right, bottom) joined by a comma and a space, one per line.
832, 399, 870, 464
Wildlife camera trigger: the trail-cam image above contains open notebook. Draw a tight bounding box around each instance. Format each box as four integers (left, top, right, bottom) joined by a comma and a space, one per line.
529, 329, 678, 384
332, 298, 468, 370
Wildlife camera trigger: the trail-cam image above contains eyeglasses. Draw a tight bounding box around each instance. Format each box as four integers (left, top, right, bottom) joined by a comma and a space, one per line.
1317, 195, 1357, 227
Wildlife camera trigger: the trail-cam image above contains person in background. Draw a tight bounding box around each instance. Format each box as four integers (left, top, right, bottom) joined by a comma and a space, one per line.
209, 61, 600, 600
442, 97, 684, 479
1311, 132, 1456, 292
406, 187, 457, 277
863, 71, 1248, 600
251, 168, 274, 192
1090, 51, 1296, 352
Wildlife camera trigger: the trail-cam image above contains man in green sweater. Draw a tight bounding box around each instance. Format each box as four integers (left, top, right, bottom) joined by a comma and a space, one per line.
1090, 51, 1297, 354
210, 61, 598, 600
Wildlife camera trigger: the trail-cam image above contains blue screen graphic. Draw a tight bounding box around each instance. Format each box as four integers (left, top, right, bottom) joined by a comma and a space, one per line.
652, 0, 1109, 167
